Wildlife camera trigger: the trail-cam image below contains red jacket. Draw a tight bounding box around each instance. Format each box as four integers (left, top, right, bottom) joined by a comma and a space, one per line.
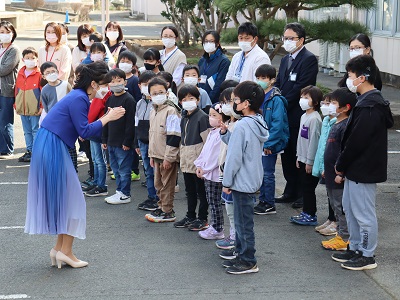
88, 91, 112, 123
14, 66, 42, 115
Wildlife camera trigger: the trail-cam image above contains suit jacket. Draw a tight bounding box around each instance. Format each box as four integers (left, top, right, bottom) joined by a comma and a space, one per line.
275, 47, 318, 127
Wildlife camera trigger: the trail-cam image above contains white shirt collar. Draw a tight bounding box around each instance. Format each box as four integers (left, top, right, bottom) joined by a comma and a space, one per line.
290, 45, 305, 60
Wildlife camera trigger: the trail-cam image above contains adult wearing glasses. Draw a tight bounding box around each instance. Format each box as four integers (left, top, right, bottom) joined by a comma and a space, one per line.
275, 22, 318, 208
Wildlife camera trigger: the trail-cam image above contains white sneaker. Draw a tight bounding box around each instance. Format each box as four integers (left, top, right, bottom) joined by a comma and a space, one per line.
319, 221, 337, 236
104, 191, 121, 202
107, 192, 131, 205
198, 226, 225, 240
315, 219, 332, 232
77, 151, 88, 162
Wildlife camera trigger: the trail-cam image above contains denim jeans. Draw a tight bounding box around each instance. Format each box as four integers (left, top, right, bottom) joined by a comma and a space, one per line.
0, 96, 15, 153
259, 154, 277, 206
20, 115, 40, 152
232, 190, 256, 264
108, 146, 134, 196
138, 140, 157, 200
90, 141, 107, 189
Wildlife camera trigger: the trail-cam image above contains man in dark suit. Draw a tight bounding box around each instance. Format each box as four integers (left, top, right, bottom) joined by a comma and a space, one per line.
275, 22, 318, 207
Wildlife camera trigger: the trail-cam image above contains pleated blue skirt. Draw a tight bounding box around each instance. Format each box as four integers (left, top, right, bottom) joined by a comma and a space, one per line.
25, 128, 86, 239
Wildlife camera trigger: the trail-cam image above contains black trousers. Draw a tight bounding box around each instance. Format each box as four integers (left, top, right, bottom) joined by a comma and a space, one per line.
81, 139, 94, 178
298, 162, 319, 216
183, 172, 208, 220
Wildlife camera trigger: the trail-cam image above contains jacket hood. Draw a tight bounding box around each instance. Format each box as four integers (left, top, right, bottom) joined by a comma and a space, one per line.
241, 114, 269, 143
267, 87, 288, 108
154, 100, 181, 113
356, 90, 394, 129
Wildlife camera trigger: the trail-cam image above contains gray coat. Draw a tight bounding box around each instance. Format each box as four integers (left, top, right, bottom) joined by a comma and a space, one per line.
0, 44, 20, 98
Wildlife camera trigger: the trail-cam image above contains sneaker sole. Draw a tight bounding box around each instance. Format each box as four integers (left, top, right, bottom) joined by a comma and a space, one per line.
291, 219, 318, 226
219, 254, 237, 260
226, 266, 259, 274
85, 192, 108, 197
138, 206, 158, 211
216, 244, 235, 250
323, 245, 348, 251
106, 200, 131, 205
340, 263, 377, 271
174, 224, 190, 228
331, 255, 350, 263
199, 234, 225, 240
145, 215, 176, 223
319, 231, 337, 236
254, 211, 277, 215
188, 225, 209, 231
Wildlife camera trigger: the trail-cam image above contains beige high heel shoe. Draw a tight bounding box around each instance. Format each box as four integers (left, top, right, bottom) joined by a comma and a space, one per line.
56, 251, 88, 269
50, 248, 58, 266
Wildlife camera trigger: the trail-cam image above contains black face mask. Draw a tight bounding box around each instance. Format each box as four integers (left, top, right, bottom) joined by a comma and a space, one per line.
233, 102, 244, 116
144, 63, 156, 71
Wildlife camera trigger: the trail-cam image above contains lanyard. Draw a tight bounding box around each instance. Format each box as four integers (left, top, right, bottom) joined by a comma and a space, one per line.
234, 52, 246, 79
0, 44, 11, 59
162, 47, 178, 65
46, 47, 56, 62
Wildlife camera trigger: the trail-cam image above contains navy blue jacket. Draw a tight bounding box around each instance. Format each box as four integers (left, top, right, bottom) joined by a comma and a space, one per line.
262, 87, 289, 154
275, 47, 318, 128
198, 48, 230, 103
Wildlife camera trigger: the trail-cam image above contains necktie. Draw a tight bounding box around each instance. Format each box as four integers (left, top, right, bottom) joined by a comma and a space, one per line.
287, 56, 294, 70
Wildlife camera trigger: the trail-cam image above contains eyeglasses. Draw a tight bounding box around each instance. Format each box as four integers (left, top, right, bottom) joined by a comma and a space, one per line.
151, 91, 166, 97
282, 36, 300, 42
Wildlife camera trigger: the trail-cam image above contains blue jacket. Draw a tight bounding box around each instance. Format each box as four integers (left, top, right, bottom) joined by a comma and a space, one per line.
198, 48, 230, 103
262, 87, 289, 154
312, 115, 337, 177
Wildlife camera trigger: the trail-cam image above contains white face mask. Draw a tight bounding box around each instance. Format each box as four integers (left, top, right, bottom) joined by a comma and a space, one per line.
46, 33, 58, 44
91, 53, 104, 62
0, 33, 13, 44
46, 73, 59, 83
119, 62, 133, 73
82, 36, 91, 47
221, 104, 232, 116
346, 77, 361, 93
328, 103, 339, 117
349, 49, 364, 59
106, 31, 119, 42
238, 40, 254, 52
203, 42, 216, 53
95, 86, 109, 99
24, 59, 37, 69
299, 98, 311, 111
182, 100, 198, 111
141, 85, 149, 96
152, 94, 167, 105
320, 104, 330, 116
183, 77, 198, 86
162, 38, 176, 49
283, 40, 298, 53
60, 34, 68, 44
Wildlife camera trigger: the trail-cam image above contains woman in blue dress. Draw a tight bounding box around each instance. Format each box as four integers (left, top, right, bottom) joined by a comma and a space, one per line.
25, 61, 125, 269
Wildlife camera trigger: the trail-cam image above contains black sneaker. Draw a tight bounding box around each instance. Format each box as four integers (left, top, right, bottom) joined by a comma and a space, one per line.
174, 216, 195, 228
226, 260, 259, 274
341, 254, 377, 271
331, 247, 360, 263
85, 186, 108, 197
138, 198, 158, 211
82, 183, 96, 192
187, 219, 209, 231
219, 249, 238, 260
18, 151, 31, 162
141, 181, 147, 188
254, 202, 276, 215
149, 210, 176, 223
222, 257, 240, 268
81, 177, 94, 188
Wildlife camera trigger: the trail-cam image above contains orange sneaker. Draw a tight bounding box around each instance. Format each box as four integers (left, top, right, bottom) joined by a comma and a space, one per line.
322, 235, 349, 251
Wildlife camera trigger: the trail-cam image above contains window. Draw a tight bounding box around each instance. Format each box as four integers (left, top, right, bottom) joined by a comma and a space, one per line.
375, 0, 394, 31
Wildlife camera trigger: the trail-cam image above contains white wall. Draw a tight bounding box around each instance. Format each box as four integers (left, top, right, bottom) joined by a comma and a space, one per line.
131, 0, 167, 22
0, 1, 5, 12
371, 36, 400, 76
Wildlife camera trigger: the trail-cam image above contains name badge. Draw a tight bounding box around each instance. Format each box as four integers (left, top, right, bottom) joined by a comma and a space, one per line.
200, 75, 207, 84
301, 125, 309, 139
290, 72, 297, 82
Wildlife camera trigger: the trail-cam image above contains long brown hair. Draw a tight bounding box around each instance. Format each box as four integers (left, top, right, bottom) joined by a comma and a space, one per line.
44, 22, 62, 52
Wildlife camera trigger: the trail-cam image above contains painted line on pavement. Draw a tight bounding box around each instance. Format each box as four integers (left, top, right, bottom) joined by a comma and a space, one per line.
0, 295, 30, 299
0, 182, 28, 185
388, 151, 400, 154
0, 226, 24, 230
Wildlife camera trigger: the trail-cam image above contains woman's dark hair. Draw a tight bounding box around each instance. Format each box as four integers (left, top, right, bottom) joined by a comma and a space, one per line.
161, 25, 179, 39
300, 85, 323, 111
219, 87, 234, 103
284, 22, 306, 40
73, 61, 110, 90
233, 81, 265, 111
139, 70, 157, 84
331, 88, 357, 114
157, 71, 177, 95
346, 55, 377, 85
40, 61, 58, 74
117, 50, 137, 67
220, 80, 239, 92
44, 22, 62, 51
77, 24, 94, 51
178, 84, 201, 101
105, 21, 123, 44
90, 42, 106, 54
148, 77, 168, 94
255, 64, 277, 79
182, 64, 200, 77
238, 22, 258, 38
58, 23, 69, 34
0, 21, 17, 43
143, 48, 165, 71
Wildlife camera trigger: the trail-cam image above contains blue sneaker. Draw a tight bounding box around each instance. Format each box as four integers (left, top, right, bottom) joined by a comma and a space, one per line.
289, 211, 307, 222
290, 212, 318, 226
216, 237, 235, 250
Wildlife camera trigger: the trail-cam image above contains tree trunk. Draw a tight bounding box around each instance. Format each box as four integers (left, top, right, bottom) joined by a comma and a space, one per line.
269, 43, 282, 61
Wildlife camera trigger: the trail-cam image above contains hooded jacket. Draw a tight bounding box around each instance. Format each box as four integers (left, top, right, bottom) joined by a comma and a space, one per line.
221, 114, 269, 193
336, 89, 394, 183
14, 66, 42, 115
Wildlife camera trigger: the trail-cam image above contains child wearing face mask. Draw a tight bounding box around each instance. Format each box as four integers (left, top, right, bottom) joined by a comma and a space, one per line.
181, 65, 212, 113
102, 69, 136, 205
194, 102, 229, 240
312, 93, 338, 236
134, 71, 159, 211
290, 85, 322, 226
320, 88, 357, 252
14, 47, 43, 163
174, 84, 210, 231
143, 48, 165, 73
156, 71, 178, 106
81, 42, 109, 65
